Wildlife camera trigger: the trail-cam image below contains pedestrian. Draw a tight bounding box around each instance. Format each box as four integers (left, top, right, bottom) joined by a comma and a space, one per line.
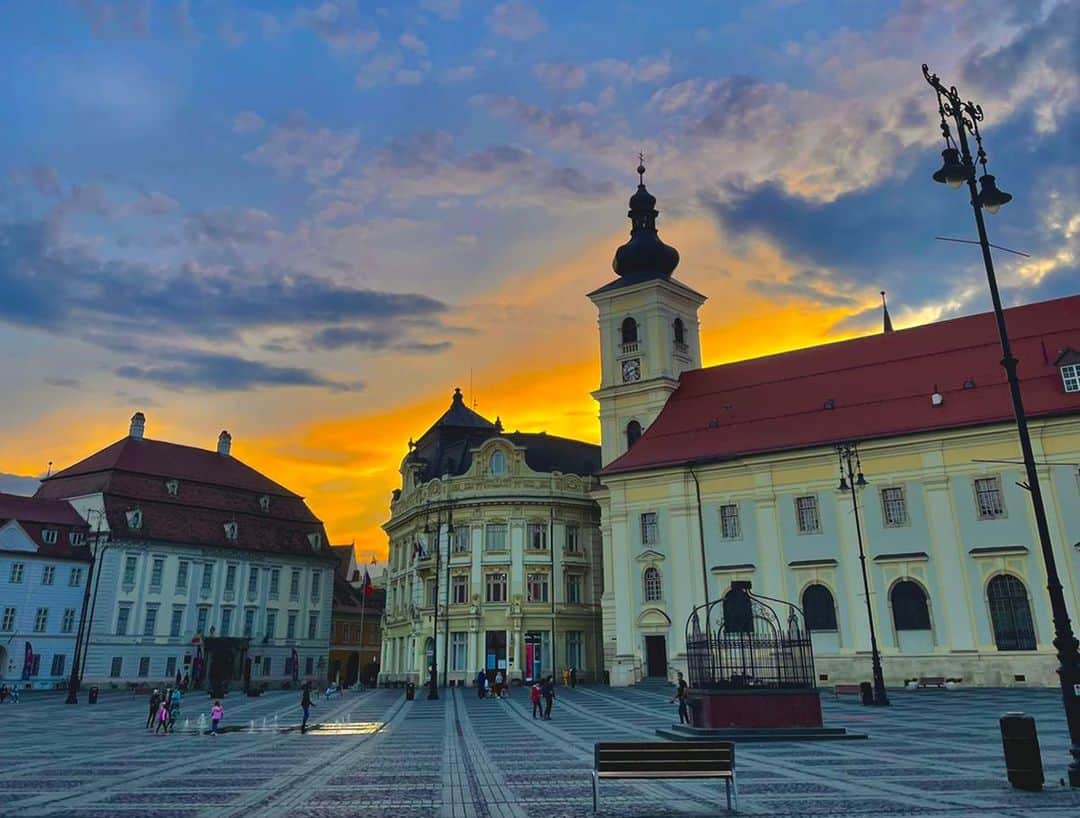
0, 684, 8, 703
530, 682, 542, 719
300, 682, 314, 734
494, 671, 504, 698
168, 688, 181, 733
671, 671, 690, 725
570, 667, 577, 688
154, 699, 170, 735
210, 700, 223, 736
562, 667, 571, 688
542, 675, 554, 720
475, 669, 486, 699
146, 688, 161, 729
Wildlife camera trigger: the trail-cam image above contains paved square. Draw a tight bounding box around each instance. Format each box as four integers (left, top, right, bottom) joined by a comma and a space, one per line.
1, 684, 1078, 817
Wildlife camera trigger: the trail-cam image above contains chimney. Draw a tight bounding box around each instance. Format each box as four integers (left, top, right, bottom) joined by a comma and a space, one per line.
217, 430, 232, 456
130, 412, 146, 440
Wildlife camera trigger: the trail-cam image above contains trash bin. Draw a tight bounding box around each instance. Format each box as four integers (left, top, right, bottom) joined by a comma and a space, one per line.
859, 681, 873, 706
1000, 712, 1043, 790
88, 686, 99, 704
405, 682, 415, 701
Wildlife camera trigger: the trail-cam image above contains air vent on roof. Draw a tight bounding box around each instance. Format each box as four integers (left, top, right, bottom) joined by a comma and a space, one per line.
259, 495, 270, 512
707, 418, 720, 429
823, 399, 835, 410
963, 379, 976, 389
165, 479, 179, 496
931, 392, 944, 407
126, 508, 143, 530
223, 521, 238, 541
722, 403, 733, 411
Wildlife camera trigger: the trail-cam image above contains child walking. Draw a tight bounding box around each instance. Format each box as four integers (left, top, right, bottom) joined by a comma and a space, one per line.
210, 700, 223, 736
154, 700, 170, 735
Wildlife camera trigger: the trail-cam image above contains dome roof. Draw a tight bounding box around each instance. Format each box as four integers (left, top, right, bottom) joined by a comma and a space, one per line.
612, 162, 679, 280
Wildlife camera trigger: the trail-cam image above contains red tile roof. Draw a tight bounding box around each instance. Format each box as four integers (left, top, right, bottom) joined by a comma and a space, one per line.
0, 492, 92, 561
604, 295, 1080, 475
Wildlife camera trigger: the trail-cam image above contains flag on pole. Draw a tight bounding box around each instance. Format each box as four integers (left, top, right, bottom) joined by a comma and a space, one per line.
21, 642, 34, 680
362, 568, 373, 596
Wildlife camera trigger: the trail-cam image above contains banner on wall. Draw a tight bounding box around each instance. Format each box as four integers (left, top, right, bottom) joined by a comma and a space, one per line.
21, 642, 33, 680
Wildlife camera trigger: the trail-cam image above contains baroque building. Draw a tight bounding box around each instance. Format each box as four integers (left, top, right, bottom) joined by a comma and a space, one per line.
34, 413, 336, 689
591, 166, 1080, 687
379, 389, 603, 687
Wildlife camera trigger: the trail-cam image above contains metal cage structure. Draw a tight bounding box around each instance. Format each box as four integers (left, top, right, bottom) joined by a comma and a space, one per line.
686, 581, 816, 690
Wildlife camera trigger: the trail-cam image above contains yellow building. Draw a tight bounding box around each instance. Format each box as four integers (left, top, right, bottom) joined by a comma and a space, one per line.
379, 389, 604, 687
590, 170, 1080, 687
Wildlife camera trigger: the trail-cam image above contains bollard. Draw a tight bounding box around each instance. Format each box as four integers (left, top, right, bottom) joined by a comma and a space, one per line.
859, 681, 873, 706
88, 686, 99, 704
405, 682, 415, 701
1000, 712, 1044, 791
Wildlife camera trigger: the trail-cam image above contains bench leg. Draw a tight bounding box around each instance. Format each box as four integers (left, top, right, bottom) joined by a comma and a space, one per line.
732, 772, 738, 812
592, 772, 598, 813
725, 777, 731, 811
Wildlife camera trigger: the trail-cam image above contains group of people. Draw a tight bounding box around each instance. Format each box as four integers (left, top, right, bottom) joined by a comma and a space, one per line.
475, 670, 511, 699
0, 684, 20, 703
529, 677, 556, 719
146, 687, 183, 734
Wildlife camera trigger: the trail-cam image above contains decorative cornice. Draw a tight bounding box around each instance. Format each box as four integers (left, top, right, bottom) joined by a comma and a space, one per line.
788, 558, 838, 569
968, 545, 1029, 557
635, 548, 665, 562
710, 563, 755, 573
873, 551, 929, 563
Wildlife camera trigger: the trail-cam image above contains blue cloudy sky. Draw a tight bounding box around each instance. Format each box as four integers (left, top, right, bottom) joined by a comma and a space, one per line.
1, 0, 1077, 549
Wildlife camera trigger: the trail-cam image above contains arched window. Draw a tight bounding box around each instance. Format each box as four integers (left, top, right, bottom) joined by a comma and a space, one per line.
891, 580, 931, 630
722, 588, 752, 633
489, 451, 507, 476
673, 317, 685, 345
643, 567, 662, 601
621, 317, 638, 345
987, 574, 1037, 651
802, 584, 837, 631
626, 420, 642, 449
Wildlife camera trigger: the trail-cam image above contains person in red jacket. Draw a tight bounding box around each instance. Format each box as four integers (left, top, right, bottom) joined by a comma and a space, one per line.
530, 682, 542, 719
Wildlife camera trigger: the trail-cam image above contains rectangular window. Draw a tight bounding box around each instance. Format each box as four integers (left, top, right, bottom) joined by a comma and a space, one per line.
143, 605, 158, 636
266, 610, 277, 639
566, 630, 583, 669
51, 654, 66, 677
795, 496, 821, 534
287, 611, 297, 639
9, 562, 25, 584
526, 522, 548, 550
42, 529, 58, 545
176, 560, 189, 592
34, 607, 48, 632
170, 607, 184, 637
1, 607, 14, 631
305, 656, 314, 675
110, 656, 123, 677
42, 565, 55, 585
880, 486, 909, 527
61, 608, 76, 633
310, 571, 321, 600
149, 558, 164, 589
165, 656, 177, 678
451, 574, 469, 604
69, 567, 84, 587
307, 612, 318, 640
201, 563, 213, 592
425, 578, 436, 607
270, 568, 280, 597
974, 477, 1006, 519
640, 512, 659, 546
451, 526, 469, 553
565, 573, 582, 604
1062, 363, 1080, 393
243, 608, 256, 637
138, 656, 150, 678
485, 572, 507, 603
719, 504, 740, 539
485, 523, 508, 552
565, 525, 580, 553
196, 606, 209, 635
225, 564, 237, 592
220, 607, 233, 636
451, 632, 468, 671
247, 567, 258, 595
123, 555, 137, 586
116, 605, 131, 636
526, 572, 549, 603
290, 570, 301, 599
30, 654, 41, 676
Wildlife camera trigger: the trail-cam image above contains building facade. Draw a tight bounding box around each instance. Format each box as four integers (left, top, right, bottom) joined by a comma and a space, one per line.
35, 413, 336, 689
329, 545, 384, 687
0, 494, 92, 689
379, 389, 604, 687
591, 170, 1080, 687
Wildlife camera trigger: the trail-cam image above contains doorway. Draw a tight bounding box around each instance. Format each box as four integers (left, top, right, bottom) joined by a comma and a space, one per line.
644, 635, 667, 678
484, 630, 507, 679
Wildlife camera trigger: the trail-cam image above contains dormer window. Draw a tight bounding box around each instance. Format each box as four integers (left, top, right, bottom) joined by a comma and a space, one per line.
126, 509, 143, 530
69, 531, 86, 546
165, 479, 179, 496
307, 532, 323, 551
42, 528, 59, 545
1056, 349, 1080, 393
224, 521, 239, 541
259, 495, 271, 512
489, 450, 507, 477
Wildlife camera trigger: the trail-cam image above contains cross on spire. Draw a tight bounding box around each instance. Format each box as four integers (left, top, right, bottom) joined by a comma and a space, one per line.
637, 152, 646, 184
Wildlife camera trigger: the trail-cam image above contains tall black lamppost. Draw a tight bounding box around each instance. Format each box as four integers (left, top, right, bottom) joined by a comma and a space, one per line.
425, 507, 441, 700
836, 442, 889, 706
923, 64, 1080, 785
65, 509, 107, 704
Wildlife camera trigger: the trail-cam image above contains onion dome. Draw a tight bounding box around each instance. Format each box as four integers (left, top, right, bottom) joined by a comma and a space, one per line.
612, 159, 680, 279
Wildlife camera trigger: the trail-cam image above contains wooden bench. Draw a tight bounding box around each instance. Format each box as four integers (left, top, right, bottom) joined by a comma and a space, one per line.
593, 741, 737, 812
916, 676, 947, 688
834, 683, 862, 699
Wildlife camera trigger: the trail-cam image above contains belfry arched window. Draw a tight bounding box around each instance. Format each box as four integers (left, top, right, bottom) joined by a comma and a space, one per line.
891, 580, 931, 631
621, 317, 638, 345
626, 420, 642, 449
643, 567, 662, 601
673, 318, 685, 345
987, 574, 1036, 651
802, 583, 838, 631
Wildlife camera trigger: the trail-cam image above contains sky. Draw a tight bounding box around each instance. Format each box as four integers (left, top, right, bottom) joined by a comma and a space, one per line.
1, 0, 1078, 561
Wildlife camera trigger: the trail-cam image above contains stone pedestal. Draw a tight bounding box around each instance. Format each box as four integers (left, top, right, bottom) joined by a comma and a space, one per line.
692, 688, 823, 729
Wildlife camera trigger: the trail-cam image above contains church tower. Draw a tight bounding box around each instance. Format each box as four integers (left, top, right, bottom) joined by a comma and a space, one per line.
589, 161, 706, 466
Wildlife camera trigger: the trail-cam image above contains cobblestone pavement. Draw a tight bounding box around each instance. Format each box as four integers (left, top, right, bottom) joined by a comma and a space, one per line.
0, 684, 1078, 817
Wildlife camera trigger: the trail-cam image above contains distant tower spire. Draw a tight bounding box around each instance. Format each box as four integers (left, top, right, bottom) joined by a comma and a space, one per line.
637, 152, 646, 184
881, 290, 894, 333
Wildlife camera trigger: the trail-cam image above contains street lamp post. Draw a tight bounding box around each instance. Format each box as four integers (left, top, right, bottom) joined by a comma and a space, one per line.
65, 510, 106, 704
426, 508, 440, 700
836, 442, 890, 706
923, 64, 1080, 786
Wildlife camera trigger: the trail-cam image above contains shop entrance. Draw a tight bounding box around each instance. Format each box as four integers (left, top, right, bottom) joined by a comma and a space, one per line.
644, 635, 667, 678
484, 631, 506, 680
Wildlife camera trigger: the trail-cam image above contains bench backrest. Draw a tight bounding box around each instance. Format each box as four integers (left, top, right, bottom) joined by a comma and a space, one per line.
919, 676, 946, 684
595, 742, 734, 774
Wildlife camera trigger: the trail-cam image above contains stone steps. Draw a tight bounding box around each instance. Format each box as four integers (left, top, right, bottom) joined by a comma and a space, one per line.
655, 724, 868, 742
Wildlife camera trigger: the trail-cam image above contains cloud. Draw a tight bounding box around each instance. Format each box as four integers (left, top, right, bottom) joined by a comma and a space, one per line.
44, 377, 82, 389
747, 269, 857, 308
487, 1, 546, 41
533, 62, 586, 91
8, 165, 63, 197
115, 349, 361, 392
399, 32, 427, 55
593, 55, 671, 84
309, 325, 452, 354
125, 191, 180, 216
183, 208, 278, 247
470, 94, 613, 154
419, 0, 461, 19
444, 65, 477, 83
293, 0, 379, 51
244, 113, 360, 183
71, 0, 151, 37
232, 111, 265, 134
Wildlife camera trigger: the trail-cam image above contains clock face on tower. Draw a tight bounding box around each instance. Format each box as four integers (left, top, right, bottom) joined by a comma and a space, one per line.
622, 358, 641, 383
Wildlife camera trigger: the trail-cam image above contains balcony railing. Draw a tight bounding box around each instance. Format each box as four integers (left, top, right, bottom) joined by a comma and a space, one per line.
620, 341, 639, 355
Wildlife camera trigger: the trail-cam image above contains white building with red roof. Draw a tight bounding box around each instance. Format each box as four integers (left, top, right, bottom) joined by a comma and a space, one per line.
34, 413, 337, 689
0, 493, 91, 689
590, 169, 1080, 687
